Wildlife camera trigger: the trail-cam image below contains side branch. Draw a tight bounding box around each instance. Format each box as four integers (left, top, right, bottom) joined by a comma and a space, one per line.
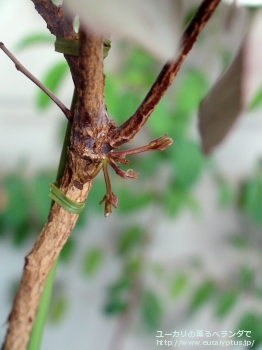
110, 0, 221, 148
0, 43, 72, 120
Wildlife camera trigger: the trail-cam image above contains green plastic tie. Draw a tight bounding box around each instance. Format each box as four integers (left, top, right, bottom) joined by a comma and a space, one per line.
55, 37, 111, 58
55, 37, 79, 56
49, 182, 85, 214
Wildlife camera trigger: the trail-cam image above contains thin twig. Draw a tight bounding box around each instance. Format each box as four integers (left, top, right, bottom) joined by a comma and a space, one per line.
110, 0, 222, 148
0, 42, 72, 120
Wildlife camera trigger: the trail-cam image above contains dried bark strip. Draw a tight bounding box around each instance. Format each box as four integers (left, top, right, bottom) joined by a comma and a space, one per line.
110, 0, 222, 148
3, 28, 107, 350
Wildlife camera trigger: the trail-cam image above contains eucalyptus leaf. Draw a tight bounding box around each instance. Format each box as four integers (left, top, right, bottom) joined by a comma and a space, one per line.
189, 280, 215, 313
169, 272, 188, 298
214, 290, 237, 318
117, 226, 143, 256
82, 247, 103, 276
198, 47, 243, 154
16, 33, 54, 51
173, 139, 204, 188
141, 290, 162, 330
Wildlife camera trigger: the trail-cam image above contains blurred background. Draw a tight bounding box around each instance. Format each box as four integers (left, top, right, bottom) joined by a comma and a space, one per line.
1, 1, 262, 349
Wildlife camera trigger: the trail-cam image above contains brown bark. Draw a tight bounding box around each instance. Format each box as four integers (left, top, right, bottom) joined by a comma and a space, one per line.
3, 28, 109, 350
3, 182, 91, 350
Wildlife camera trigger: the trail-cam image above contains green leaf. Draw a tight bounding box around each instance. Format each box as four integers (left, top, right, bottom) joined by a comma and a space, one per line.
122, 48, 157, 87
117, 226, 143, 255
146, 99, 172, 137
36, 61, 68, 109
141, 290, 162, 331
108, 276, 131, 295
82, 246, 103, 276
237, 264, 254, 290
169, 272, 189, 298
216, 177, 234, 208
173, 139, 204, 188
227, 234, 248, 249
83, 177, 107, 216
2, 174, 30, 244
214, 290, 237, 318
239, 176, 262, 224
249, 85, 262, 111
189, 280, 215, 313
163, 184, 199, 217
175, 69, 208, 116
16, 33, 54, 51
124, 256, 142, 277
237, 311, 262, 343
117, 186, 154, 213
104, 299, 126, 315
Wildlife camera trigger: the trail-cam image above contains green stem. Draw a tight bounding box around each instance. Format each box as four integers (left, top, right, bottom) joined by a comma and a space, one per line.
26, 260, 58, 350
27, 89, 77, 350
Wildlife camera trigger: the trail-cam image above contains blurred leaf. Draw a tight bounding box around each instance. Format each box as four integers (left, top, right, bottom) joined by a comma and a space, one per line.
173, 139, 204, 188
239, 175, 262, 224
175, 69, 208, 116
49, 295, 68, 324
2, 174, 30, 244
216, 176, 234, 208
133, 151, 163, 178
105, 275, 130, 316
237, 311, 262, 344
141, 290, 162, 330
189, 280, 215, 313
227, 234, 248, 249
108, 276, 131, 295
198, 48, 243, 154
249, 85, 262, 110
122, 48, 157, 87
16, 33, 54, 50
82, 246, 103, 276
117, 226, 143, 255
60, 238, 75, 263
36, 61, 68, 109
214, 290, 237, 318
124, 256, 142, 277
163, 184, 199, 217
237, 264, 254, 290
148, 98, 173, 137
104, 299, 127, 315
117, 185, 154, 213
169, 272, 189, 298
13, 221, 31, 246
83, 177, 107, 216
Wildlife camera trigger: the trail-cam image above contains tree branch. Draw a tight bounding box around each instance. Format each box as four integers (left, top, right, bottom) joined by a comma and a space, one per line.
109, 0, 222, 148
2, 27, 108, 350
